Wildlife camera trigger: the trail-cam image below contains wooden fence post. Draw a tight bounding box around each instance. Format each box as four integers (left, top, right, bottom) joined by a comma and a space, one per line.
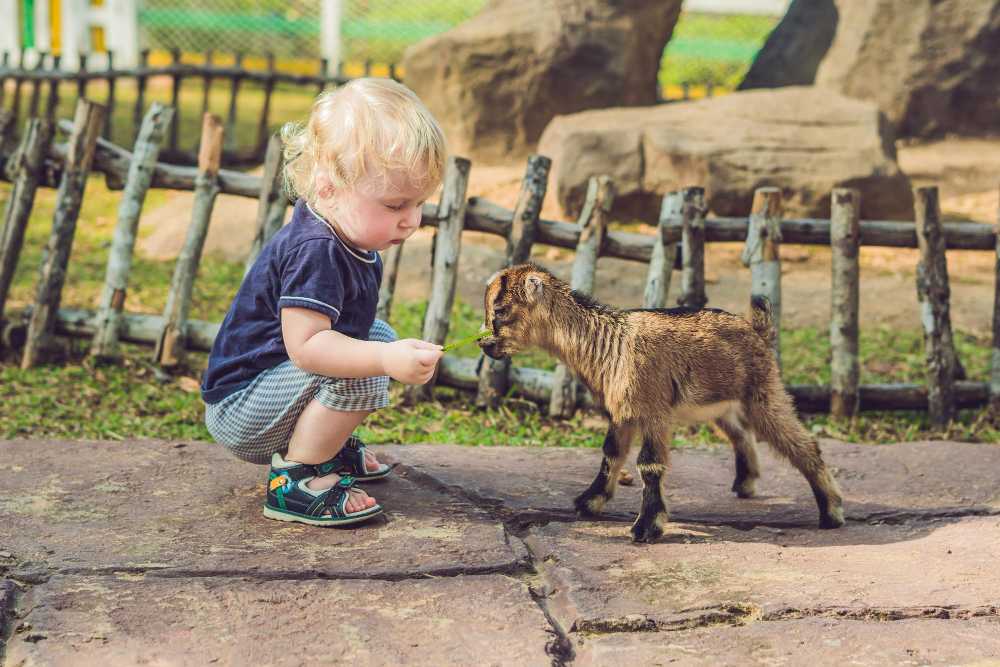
741, 187, 783, 367
169, 48, 182, 153
404, 156, 471, 403
243, 134, 287, 275
201, 50, 214, 119
0, 109, 15, 169
914, 186, 958, 427
549, 176, 614, 419
0, 52, 7, 108
0, 119, 55, 321
992, 187, 1000, 417
255, 53, 277, 161
10, 50, 26, 127
477, 154, 550, 408
643, 191, 681, 308
829, 188, 861, 417
153, 113, 224, 367
375, 241, 404, 322
678, 186, 707, 309
90, 103, 174, 360
20, 100, 105, 368
45, 55, 61, 122
134, 49, 150, 144
27, 52, 44, 119
224, 52, 244, 155
319, 58, 330, 95
103, 51, 116, 140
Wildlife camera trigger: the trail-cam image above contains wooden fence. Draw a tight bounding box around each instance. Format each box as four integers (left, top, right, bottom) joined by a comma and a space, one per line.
0, 50, 384, 166
1, 100, 998, 428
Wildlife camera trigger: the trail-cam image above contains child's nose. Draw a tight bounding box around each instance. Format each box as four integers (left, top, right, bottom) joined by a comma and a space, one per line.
401, 206, 421, 229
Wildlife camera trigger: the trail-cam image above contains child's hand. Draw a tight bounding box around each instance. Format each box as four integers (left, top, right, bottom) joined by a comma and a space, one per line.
380, 339, 443, 385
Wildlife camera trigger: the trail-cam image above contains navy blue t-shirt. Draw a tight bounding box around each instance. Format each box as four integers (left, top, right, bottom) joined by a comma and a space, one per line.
201, 199, 383, 404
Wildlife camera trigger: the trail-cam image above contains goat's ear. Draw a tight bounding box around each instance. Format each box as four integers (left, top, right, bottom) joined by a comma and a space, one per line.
485, 270, 502, 286
523, 273, 544, 301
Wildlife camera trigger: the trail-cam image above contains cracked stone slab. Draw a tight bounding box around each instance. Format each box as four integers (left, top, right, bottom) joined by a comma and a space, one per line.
377, 440, 1000, 526
573, 617, 1000, 666
0, 439, 525, 579
1, 578, 16, 635
5, 573, 554, 666
525, 516, 1000, 634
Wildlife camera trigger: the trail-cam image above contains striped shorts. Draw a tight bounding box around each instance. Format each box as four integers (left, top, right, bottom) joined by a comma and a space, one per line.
204, 319, 397, 464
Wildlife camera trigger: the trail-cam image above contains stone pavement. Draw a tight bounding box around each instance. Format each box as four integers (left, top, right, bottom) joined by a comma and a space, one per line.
1, 438, 998, 666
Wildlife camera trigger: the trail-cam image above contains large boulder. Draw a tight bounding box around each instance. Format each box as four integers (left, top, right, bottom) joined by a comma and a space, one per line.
402, 0, 682, 162
739, 0, 838, 90
538, 86, 913, 221
814, 0, 1000, 138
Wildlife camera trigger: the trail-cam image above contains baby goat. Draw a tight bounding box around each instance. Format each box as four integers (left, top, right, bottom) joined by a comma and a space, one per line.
479, 264, 845, 542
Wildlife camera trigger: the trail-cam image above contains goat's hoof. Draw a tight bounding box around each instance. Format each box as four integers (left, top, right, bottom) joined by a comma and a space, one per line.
630, 520, 664, 544
732, 478, 757, 499
573, 494, 605, 517
819, 506, 845, 529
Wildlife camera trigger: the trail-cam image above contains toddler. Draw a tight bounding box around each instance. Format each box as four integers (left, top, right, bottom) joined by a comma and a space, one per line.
201, 78, 446, 526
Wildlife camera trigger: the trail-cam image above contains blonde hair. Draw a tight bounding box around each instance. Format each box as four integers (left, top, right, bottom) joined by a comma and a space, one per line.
281, 78, 447, 205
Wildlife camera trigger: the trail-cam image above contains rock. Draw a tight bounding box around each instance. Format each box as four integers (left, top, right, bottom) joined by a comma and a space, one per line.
402, 0, 682, 162
379, 439, 1000, 528
739, 0, 839, 89
575, 618, 1000, 666
538, 87, 913, 221
530, 516, 1000, 634
9, 575, 554, 666
815, 0, 1000, 138
0, 439, 525, 579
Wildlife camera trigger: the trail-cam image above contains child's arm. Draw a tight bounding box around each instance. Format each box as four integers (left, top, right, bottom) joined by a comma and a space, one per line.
281, 307, 442, 384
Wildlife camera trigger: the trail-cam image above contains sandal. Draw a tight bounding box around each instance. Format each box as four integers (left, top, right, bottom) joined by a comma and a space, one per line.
315, 436, 394, 482
264, 455, 383, 526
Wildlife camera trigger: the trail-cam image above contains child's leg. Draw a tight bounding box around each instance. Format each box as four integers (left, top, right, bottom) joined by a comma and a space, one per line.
285, 318, 399, 508
285, 401, 377, 512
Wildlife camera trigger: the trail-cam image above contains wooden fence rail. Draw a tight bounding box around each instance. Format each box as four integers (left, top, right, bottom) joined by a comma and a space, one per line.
0, 106, 998, 427
0, 50, 370, 166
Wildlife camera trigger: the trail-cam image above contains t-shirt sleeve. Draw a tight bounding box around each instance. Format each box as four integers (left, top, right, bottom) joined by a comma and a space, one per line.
277, 240, 345, 324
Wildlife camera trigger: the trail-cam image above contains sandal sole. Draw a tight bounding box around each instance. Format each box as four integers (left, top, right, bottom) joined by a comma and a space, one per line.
263, 504, 383, 526
352, 469, 393, 482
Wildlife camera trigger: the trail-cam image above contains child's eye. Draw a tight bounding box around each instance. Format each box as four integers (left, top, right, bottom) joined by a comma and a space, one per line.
384, 203, 404, 211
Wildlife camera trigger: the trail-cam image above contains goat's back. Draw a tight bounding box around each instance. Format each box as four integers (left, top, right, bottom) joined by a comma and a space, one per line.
626, 307, 779, 411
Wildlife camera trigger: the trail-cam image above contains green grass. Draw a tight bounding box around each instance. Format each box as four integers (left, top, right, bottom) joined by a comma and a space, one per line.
0, 178, 996, 448
660, 12, 778, 90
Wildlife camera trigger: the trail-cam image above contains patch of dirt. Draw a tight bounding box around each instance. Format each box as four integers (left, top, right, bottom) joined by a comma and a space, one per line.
136, 137, 998, 335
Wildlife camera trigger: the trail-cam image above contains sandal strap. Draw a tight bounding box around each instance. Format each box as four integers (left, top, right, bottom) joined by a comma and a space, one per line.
304, 476, 357, 519
316, 436, 368, 477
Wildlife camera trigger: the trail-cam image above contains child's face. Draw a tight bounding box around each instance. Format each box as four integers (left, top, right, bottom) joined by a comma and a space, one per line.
327, 170, 432, 252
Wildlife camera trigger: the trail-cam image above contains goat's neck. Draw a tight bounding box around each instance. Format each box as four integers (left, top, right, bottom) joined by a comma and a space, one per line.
536, 295, 621, 391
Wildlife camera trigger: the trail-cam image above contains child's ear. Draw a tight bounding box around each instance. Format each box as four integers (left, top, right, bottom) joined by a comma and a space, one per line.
315, 173, 335, 200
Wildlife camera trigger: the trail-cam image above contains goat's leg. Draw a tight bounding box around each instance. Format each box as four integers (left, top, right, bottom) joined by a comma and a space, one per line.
714, 413, 760, 498
574, 421, 637, 516
631, 429, 672, 543
749, 394, 845, 529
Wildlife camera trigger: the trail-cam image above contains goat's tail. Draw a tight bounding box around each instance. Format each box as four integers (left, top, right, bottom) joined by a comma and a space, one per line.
749, 295, 775, 345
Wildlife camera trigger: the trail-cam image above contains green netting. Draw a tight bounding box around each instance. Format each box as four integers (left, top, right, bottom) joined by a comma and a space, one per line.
135, 2, 779, 90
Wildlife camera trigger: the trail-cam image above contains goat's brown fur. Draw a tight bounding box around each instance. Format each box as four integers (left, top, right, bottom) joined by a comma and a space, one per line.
480, 264, 845, 542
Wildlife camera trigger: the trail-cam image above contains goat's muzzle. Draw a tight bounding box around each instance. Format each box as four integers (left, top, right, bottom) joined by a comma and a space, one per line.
479, 336, 508, 360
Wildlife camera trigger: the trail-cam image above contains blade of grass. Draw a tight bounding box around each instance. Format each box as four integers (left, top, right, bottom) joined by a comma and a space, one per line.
443, 329, 490, 352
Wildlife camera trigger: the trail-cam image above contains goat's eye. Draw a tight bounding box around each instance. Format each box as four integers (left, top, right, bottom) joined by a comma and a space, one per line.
494, 304, 510, 320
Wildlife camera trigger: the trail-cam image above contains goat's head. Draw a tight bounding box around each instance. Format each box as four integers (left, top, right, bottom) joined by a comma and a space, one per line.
479, 264, 561, 359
